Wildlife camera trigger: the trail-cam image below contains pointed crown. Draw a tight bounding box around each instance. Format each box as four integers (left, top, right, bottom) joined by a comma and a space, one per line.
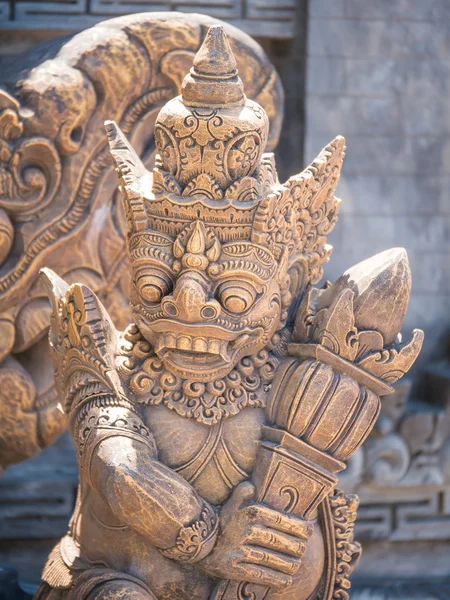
153, 25, 271, 195
106, 25, 346, 286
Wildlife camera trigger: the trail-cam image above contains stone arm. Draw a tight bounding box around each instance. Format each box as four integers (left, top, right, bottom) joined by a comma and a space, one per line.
40, 268, 218, 563
73, 395, 218, 560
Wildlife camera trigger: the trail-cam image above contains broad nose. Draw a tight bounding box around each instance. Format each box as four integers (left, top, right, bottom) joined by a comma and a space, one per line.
161, 273, 221, 322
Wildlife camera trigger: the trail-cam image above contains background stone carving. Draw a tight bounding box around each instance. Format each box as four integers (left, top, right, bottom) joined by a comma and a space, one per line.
0, 0, 297, 39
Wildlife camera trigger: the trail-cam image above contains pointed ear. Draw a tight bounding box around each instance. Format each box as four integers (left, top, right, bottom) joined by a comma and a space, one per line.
40, 267, 70, 347
105, 120, 149, 233
275, 246, 289, 286
105, 120, 147, 184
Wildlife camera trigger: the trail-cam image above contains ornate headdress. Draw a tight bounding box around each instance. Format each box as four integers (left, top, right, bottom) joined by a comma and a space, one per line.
106, 25, 345, 302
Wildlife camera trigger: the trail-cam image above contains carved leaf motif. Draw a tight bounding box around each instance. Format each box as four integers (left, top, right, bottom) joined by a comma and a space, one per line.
292, 250, 423, 387
0, 208, 13, 264
182, 173, 224, 200
328, 490, 362, 600
312, 289, 359, 362
152, 167, 182, 195
0, 108, 23, 140
0, 137, 61, 219
357, 329, 424, 384
224, 176, 262, 203
105, 120, 149, 233
354, 330, 384, 362
292, 287, 322, 343
41, 268, 125, 413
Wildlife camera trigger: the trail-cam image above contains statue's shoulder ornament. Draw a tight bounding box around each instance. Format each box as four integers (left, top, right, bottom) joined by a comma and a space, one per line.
40, 269, 156, 468
40, 268, 125, 414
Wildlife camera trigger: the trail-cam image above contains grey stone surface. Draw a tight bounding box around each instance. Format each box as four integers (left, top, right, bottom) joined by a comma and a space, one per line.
308, 19, 450, 59
354, 540, 450, 580
306, 96, 401, 136
305, 2, 450, 375
352, 583, 450, 600
344, 0, 450, 22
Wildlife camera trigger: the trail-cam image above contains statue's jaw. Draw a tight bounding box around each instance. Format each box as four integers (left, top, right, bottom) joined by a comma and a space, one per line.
148, 323, 263, 381
161, 348, 232, 380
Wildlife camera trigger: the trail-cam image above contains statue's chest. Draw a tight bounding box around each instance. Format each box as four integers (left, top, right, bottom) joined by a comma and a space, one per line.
143, 405, 265, 505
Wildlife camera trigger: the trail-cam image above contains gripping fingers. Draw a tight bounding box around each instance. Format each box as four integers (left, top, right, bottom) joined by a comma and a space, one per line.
241, 545, 301, 576
235, 562, 292, 590
247, 505, 314, 539
247, 525, 307, 558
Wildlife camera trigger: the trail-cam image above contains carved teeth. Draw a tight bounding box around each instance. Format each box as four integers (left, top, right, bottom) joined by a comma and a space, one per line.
177, 335, 192, 351
193, 338, 208, 352
158, 334, 230, 360
166, 333, 177, 348
208, 339, 221, 355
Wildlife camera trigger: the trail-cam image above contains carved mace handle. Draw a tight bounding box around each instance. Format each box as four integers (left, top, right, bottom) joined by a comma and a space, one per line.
213, 249, 423, 600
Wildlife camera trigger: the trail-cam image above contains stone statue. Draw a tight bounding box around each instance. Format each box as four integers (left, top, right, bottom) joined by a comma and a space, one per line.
36, 25, 423, 600
0, 12, 282, 472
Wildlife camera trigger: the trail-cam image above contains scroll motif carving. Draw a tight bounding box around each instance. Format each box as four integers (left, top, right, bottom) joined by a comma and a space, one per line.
37, 23, 422, 600
328, 490, 362, 600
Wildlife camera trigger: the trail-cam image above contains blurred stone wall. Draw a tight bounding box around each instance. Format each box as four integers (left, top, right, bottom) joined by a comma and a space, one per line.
305, 0, 450, 374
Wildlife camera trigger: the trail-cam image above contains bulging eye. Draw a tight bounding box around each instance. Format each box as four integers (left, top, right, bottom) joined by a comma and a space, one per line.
217, 281, 257, 314
135, 269, 172, 305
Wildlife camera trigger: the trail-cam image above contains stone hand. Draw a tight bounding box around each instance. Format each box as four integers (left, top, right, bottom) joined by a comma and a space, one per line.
199, 481, 313, 589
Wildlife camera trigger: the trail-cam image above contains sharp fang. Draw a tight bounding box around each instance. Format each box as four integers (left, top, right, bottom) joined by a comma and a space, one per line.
232, 334, 250, 351
219, 340, 230, 362
155, 338, 166, 355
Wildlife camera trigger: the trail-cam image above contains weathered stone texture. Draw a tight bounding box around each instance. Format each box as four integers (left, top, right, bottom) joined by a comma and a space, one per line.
305, 0, 450, 372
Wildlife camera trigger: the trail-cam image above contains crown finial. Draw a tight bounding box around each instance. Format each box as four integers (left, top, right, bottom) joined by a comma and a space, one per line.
182, 26, 245, 107
153, 25, 269, 192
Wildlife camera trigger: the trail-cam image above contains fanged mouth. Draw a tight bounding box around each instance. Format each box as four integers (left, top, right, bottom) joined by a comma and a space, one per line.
155, 332, 255, 371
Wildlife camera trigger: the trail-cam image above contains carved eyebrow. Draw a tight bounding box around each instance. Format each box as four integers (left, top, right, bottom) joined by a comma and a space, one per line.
129, 245, 174, 272
210, 259, 274, 284
129, 232, 173, 249
221, 242, 275, 266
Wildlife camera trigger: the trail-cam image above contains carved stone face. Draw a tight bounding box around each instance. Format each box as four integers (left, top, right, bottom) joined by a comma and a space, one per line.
129, 221, 285, 381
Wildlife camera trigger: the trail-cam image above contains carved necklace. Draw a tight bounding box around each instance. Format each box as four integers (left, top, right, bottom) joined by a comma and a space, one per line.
117, 324, 280, 426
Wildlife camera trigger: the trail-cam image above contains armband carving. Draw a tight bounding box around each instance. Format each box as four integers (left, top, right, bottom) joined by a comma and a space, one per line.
71, 394, 157, 485
160, 503, 218, 563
